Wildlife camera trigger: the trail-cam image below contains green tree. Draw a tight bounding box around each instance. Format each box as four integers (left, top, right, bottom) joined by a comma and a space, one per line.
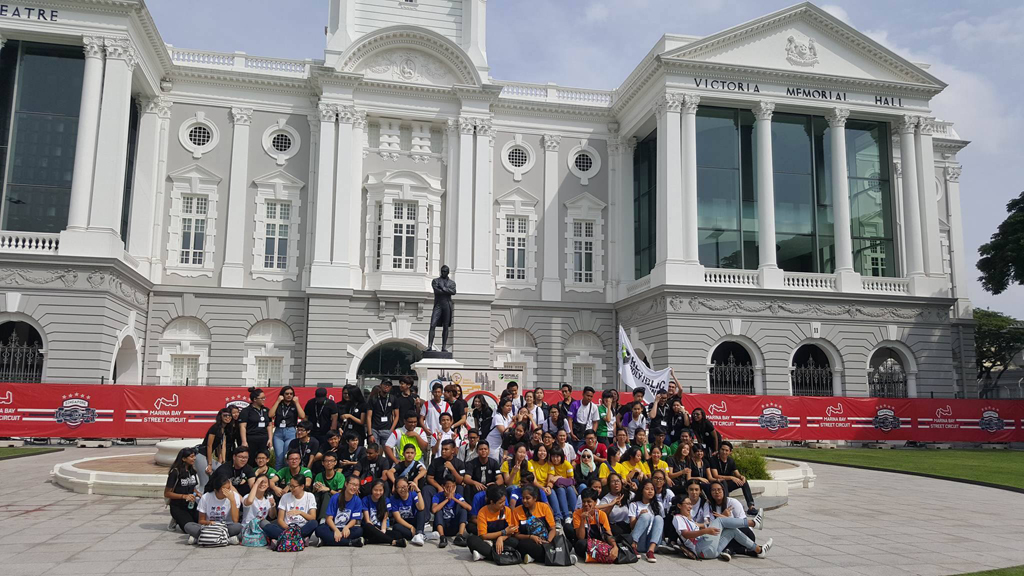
977, 191, 1024, 294
974, 308, 1024, 398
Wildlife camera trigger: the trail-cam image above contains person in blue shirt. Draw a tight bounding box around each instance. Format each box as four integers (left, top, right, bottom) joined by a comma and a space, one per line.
430, 477, 471, 548
314, 475, 365, 547
390, 477, 428, 545
361, 479, 406, 547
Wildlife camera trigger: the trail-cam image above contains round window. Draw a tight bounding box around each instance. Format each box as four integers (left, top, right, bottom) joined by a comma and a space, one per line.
574, 152, 594, 173
188, 125, 213, 148
507, 146, 528, 168
271, 132, 292, 153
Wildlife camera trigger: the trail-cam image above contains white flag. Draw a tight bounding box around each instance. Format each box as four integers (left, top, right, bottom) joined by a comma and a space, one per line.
618, 326, 672, 404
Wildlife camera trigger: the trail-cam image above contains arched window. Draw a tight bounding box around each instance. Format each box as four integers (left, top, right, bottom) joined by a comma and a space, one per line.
158, 317, 211, 386
494, 328, 537, 386
868, 347, 908, 398
245, 320, 296, 387
357, 342, 422, 380
791, 344, 833, 396
708, 342, 754, 395
564, 331, 606, 389
0, 321, 44, 383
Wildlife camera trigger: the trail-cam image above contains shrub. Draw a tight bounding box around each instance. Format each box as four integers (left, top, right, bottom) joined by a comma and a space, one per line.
733, 448, 770, 480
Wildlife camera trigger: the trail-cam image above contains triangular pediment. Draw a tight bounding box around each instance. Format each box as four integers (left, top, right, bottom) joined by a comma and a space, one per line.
564, 192, 607, 211
662, 3, 943, 88
167, 163, 222, 184
496, 186, 539, 208
253, 169, 305, 187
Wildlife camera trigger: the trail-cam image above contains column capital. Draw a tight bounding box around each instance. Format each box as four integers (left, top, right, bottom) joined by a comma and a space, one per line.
944, 164, 962, 182
542, 133, 561, 152
680, 93, 700, 114
626, 136, 637, 153
82, 35, 105, 59
230, 107, 253, 126
457, 116, 476, 135
352, 110, 367, 130
317, 102, 338, 123
826, 107, 850, 128
141, 96, 173, 119
103, 37, 136, 71
474, 117, 495, 139
753, 100, 775, 121
307, 113, 320, 134
916, 117, 936, 136
894, 160, 902, 178
654, 93, 682, 119
446, 117, 459, 135
337, 104, 357, 124
895, 114, 918, 135
608, 136, 622, 154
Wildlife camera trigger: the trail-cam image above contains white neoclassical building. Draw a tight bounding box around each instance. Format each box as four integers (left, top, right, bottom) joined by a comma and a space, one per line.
0, 0, 975, 398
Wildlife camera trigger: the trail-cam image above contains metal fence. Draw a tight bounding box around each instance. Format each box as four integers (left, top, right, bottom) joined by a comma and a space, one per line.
0, 333, 43, 383
868, 361, 908, 398
709, 354, 755, 395
791, 358, 833, 396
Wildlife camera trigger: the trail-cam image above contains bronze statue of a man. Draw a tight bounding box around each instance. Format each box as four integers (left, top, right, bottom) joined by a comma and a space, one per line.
427, 265, 456, 352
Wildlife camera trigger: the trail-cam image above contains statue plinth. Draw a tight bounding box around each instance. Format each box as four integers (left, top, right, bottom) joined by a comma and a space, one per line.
422, 349, 453, 360
411, 356, 465, 400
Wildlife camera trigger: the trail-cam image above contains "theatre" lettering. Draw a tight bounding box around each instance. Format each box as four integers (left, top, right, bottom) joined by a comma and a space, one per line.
0, 5, 58, 21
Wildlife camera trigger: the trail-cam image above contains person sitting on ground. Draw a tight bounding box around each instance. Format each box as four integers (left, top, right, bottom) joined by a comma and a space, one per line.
251, 449, 277, 485
467, 484, 519, 563
184, 467, 244, 545
571, 488, 619, 563
548, 449, 577, 529
528, 444, 567, 525
709, 441, 758, 515
579, 430, 608, 464
242, 473, 277, 530
648, 445, 670, 478
226, 446, 255, 498
614, 447, 650, 492
271, 450, 312, 497
500, 443, 529, 494
389, 476, 428, 546
554, 429, 577, 463
336, 432, 364, 479
511, 485, 555, 564
385, 413, 429, 465
707, 480, 758, 557
687, 444, 713, 496
684, 479, 711, 523
195, 408, 230, 491
423, 438, 465, 505
385, 444, 426, 489
504, 422, 530, 456
628, 479, 664, 563
671, 494, 770, 561
597, 472, 633, 543
528, 428, 544, 455
632, 428, 651, 459
312, 452, 346, 519
286, 420, 322, 471
165, 447, 200, 533
314, 475, 364, 547
465, 438, 503, 505
651, 470, 675, 521
431, 476, 471, 548
361, 479, 406, 548
262, 474, 317, 547
356, 443, 390, 497
573, 448, 611, 493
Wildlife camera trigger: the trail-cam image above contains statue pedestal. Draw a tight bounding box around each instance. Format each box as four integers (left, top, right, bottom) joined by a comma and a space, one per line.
422, 350, 453, 360
411, 357, 464, 400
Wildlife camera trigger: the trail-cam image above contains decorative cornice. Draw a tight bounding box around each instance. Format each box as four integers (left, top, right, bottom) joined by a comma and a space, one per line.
826, 107, 849, 128
753, 100, 775, 121
141, 96, 173, 119
0, 268, 147, 307
230, 106, 253, 126
318, 102, 338, 123
542, 134, 561, 152
944, 164, 962, 182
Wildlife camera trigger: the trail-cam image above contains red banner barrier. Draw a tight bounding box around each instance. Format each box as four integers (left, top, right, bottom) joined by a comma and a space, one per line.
0, 382, 1022, 442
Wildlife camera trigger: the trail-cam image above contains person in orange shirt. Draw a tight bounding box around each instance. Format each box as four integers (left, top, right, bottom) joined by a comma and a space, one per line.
511, 485, 555, 563
467, 484, 520, 563
571, 488, 619, 563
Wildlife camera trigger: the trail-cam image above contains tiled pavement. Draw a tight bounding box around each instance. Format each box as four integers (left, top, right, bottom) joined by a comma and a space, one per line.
2, 446, 1023, 576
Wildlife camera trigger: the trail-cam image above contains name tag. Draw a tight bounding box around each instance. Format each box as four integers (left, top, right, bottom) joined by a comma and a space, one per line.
380, 416, 389, 423
258, 422, 266, 428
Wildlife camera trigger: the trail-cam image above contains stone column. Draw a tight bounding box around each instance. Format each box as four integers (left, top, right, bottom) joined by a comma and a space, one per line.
347, 110, 367, 287
127, 97, 172, 279
896, 115, 924, 277
827, 107, 860, 292
220, 107, 252, 287
147, 98, 173, 284
332, 106, 355, 277
454, 117, 476, 274
473, 118, 494, 274
944, 164, 970, 316
618, 137, 637, 295
753, 101, 782, 287
606, 125, 621, 302
680, 93, 701, 267
444, 119, 459, 265
309, 103, 338, 287
66, 36, 105, 232
915, 118, 943, 278
541, 133, 562, 301
653, 94, 683, 285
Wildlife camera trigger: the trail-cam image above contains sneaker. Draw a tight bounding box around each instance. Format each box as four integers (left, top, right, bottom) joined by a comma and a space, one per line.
395, 538, 407, 548
523, 554, 531, 565
718, 551, 732, 562
187, 535, 196, 545
228, 536, 240, 546
425, 530, 440, 541
411, 533, 425, 546
453, 534, 467, 547
308, 534, 319, 547
757, 538, 773, 558
753, 508, 765, 530
438, 536, 448, 549
315, 537, 323, 548
471, 550, 485, 562
168, 519, 178, 531
645, 551, 657, 563
351, 538, 364, 548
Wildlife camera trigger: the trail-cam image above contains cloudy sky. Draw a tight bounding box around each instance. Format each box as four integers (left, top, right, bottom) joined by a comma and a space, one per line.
147, 0, 1024, 318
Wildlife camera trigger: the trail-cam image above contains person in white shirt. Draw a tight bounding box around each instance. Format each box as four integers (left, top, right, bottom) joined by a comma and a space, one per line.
430, 413, 462, 456
242, 473, 277, 528
184, 468, 244, 545
684, 479, 711, 524
420, 382, 451, 435
486, 398, 513, 461
596, 472, 632, 540
572, 387, 601, 444
628, 479, 664, 563
671, 494, 770, 561
262, 475, 318, 546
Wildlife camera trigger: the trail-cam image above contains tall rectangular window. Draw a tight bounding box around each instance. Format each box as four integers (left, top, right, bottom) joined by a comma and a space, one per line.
392, 201, 416, 270
633, 131, 657, 279
374, 202, 383, 271
846, 121, 895, 277
572, 365, 594, 388
179, 195, 208, 265
171, 355, 199, 386
263, 201, 290, 270
256, 357, 283, 385
505, 215, 527, 280
0, 42, 85, 233
572, 220, 595, 283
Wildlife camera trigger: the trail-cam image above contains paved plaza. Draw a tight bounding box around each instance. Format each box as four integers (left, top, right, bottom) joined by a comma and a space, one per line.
1, 447, 1022, 576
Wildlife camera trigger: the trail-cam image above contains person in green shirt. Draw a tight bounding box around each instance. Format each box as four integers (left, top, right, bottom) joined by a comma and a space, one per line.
272, 450, 312, 497
252, 449, 277, 484
313, 452, 346, 519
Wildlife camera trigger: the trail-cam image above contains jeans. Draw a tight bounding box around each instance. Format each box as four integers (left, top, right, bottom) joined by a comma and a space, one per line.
434, 507, 468, 535
194, 453, 220, 492
273, 427, 297, 470
313, 523, 363, 546
169, 504, 197, 534
263, 520, 317, 542
630, 513, 663, 551
363, 523, 402, 545
725, 479, 756, 509
371, 428, 392, 448
184, 521, 243, 539
393, 509, 427, 540
693, 517, 755, 558
547, 487, 572, 521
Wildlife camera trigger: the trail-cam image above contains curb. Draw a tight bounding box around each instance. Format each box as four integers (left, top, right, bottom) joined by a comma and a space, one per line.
0, 447, 63, 462
772, 457, 1024, 495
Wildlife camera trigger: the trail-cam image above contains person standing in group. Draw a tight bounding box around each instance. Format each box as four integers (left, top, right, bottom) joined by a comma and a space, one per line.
596, 390, 617, 447
304, 387, 339, 450
556, 384, 574, 419
339, 385, 368, 446
420, 382, 452, 438
165, 447, 201, 533
394, 376, 419, 422
457, 428, 480, 462
269, 386, 305, 470
570, 386, 601, 446
542, 404, 571, 437
239, 388, 273, 463
384, 413, 429, 465
366, 380, 399, 449
184, 467, 244, 545
444, 384, 469, 433
487, 398, 514, 460
470, 397, 494, 452
195, 408, 230, 491
689, 408, 719, 454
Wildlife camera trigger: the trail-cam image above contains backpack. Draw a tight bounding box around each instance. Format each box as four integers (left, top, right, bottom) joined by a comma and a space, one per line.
241, 518, 267, 547
197, 522, 229, 547
275, 524, 305, 552
545, 534, 576, 566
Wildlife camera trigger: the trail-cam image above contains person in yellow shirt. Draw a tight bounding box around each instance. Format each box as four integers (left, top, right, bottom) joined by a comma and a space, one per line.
501, 443, 528, 487
511, 485, 554, 564
614, 447, 650, 491
648, 445, 670, 476
528, 444, 570, 524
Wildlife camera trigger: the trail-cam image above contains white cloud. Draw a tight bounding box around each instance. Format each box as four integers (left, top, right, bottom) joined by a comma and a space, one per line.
585, 3, 610, 23
950, 5, 1024, 48
820, 4, 851, 25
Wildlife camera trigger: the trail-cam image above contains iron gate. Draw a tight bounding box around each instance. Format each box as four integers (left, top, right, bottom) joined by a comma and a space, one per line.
0, 333, 43, 383
869, 360, 907, 398
709, 353, 755, 395
791, 358, 833, 396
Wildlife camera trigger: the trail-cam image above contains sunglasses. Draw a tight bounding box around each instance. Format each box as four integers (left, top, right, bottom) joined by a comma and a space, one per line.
582, 455, 592, 459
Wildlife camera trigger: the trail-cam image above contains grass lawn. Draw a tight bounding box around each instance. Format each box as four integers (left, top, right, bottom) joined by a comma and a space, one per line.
768, 448, 1024, 491
0, 447, 63, 460
957, 567, 1024, 576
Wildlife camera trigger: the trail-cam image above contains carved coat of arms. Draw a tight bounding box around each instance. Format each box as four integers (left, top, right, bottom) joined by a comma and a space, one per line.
785, 35, 818, 66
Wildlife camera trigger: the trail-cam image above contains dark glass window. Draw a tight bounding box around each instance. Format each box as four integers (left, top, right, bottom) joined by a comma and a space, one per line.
120, 97, 140, 241
633, 130, 657, 279
0, 42, 84, 233
846, 121, 895, 277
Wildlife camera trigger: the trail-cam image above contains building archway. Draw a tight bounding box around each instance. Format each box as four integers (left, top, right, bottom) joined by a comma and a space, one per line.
0, 319, 45, 383
706, 340, 760, 395
790, 341, 842, 397
356, 342, 422, 385
867, 343, 918, 398
112, 335, 140, 384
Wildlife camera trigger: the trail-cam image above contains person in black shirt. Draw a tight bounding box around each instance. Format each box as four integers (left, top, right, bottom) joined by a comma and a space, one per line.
423, 439, 465, 505
269, 385, 305, 470
286, 420, 322, 469
339, 385, 367, 445
304, 386, 339, 449
319, 430, 342, 469
195, 408, 230, 490
227, 446, 255, 497
367, 381, 399, 448
393, 376, 419, 421
557, 383, 574, 418
239, 388, 272, 462
470, 396, 493, 444
690, 408, 719, 454
225, 406, 242, 454
445, 384, 468, 432
709, 441, 757, 514
463, 440, 501, 508
336, 432, 364, 478
164, 447, 200, 533
358, 443, 391, 497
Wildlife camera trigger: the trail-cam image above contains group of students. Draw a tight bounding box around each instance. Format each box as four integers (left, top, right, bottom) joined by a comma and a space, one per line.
164, 378, 773, 563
